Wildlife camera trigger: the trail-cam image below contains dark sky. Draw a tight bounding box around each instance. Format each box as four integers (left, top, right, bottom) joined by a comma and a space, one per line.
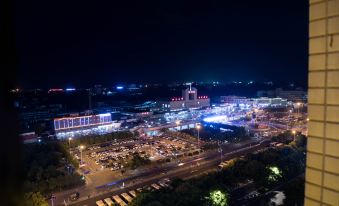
14, 0, 309, 88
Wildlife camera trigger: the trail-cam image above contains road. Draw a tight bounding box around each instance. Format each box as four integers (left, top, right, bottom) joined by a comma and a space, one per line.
53, 139, 270, 206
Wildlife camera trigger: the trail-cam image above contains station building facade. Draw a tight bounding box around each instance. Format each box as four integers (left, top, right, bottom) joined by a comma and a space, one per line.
159, 87, 210, 111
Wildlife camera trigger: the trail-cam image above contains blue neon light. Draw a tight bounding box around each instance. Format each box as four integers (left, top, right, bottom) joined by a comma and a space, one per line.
66, 88, 76, 91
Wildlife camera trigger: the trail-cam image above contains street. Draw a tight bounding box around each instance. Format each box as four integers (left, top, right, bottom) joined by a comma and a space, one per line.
54, 138, 270, 206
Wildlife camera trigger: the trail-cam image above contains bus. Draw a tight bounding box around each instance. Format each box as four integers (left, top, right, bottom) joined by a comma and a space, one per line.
121, 193, 133, 203
104, 198, 114, 206
129, 190, 137, 198
218, 160, 232, 170
112, 195, 127, 206
151, 183, 161, 190
95, 200, 105, 206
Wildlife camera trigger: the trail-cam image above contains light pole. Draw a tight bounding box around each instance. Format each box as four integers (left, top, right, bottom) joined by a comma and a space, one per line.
297, 102, 301, 117
79, 145, 85, 166
292, 130, 296, 140
287, 109, 293, 130
196, 124, 201, 152
218, 141, 222, 164
68, 137, 72, 153
175, 120, 181, 131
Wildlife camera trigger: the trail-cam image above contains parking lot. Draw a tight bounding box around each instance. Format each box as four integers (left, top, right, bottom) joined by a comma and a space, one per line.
75, 136, 200, 174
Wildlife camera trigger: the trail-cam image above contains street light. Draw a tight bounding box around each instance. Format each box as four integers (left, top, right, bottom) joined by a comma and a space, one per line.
196, 124, 201, 152
297, 102, 302, 116
79, 145, 85, 166
68, 137, 72, 153
218, 141, 223, 164
292, 130, 296, 140
175, 120, 181, 131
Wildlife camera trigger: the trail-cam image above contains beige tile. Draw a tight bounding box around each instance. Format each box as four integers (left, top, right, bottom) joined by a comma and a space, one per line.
323, 189, 339, 205
306, 168, 323, 185
329, 0, 339, 17
326, 123, 339, 140
328, 52, 339, 70
309, 54, 326, 71
310, 0, 324, 3
325, 156, 339, 174
307, 152, 323, 169
305, 183, 322, 201
310, 37, 326, 54
328, 34, 339, 52
327, 89, 339, 105
308, 136, 324, 153
325, 140, 339, 157
304, 198, 321, 206
327, 106, 339, 121
327, 71, 339, 87
309, 105, 324, 121
309, 72, 325, 87
310, 19, 326, 37
310, 2, 326, 20
324, 172, 339, 191
308, 121, 324, 137
329, 16, 339, 34
308, 89, 325, 104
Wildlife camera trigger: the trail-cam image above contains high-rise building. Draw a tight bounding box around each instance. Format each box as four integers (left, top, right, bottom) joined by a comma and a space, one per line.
305, 0, 339, 205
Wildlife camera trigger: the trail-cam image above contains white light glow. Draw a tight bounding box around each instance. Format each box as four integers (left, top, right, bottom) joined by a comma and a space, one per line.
203, 115, 227, 122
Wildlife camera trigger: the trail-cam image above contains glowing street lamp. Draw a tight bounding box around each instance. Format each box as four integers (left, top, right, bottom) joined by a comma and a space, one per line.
175, 120, 181, 131
68, 137, 72, 153
292, 130, 296, 140
196, 124, 201, 151
79, 145, 85, 166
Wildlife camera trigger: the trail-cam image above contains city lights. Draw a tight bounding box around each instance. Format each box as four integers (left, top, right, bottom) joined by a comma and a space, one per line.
203, 115, 227, 122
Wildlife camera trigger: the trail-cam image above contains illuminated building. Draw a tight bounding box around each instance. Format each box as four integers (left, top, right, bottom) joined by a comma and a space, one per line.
257, 88, 307, 102
220, 96, 288, 107
53, 113, 120, 139
305, 0, 339, 205
220, 96, 248, 104
159, 87, 210, 111
275, 88, 306, 102
252, 97, 288, 107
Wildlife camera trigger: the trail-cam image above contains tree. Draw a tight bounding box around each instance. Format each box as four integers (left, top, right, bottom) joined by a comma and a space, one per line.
23, 192, 49, 206
282, 177, 305, 206
272, 132, 294, 144
205, 190, 229, 206
294, 134, 307, 148
126, 154, 151, 169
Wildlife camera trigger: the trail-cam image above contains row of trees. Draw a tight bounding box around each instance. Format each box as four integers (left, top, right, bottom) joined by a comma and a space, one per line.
64, 131, 135, 147
23, 141, 85, 196
124, 153, 151, 170
164, 130, 197, 142
130, 137, 307, 206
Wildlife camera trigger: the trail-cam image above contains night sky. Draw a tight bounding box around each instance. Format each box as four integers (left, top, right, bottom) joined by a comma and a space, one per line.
14, 0, 309, 88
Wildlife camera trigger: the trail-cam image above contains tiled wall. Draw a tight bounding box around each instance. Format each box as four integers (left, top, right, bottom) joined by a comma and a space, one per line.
306, 0, 339, 205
